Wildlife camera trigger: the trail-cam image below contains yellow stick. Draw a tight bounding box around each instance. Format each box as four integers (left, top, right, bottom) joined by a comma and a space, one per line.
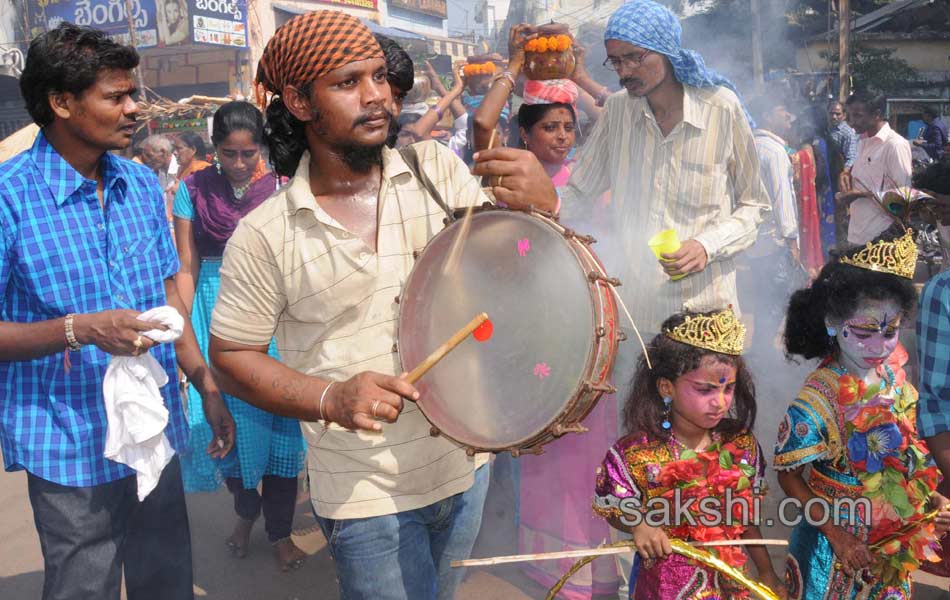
450, 538, 789, 568
487, 127, 498, 150
406, 313, 489, 384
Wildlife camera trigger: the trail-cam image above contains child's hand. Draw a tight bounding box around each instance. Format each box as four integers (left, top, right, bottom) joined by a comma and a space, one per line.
632, 523, 673, 560
758, 570, 788, 600
826, 527, 872, 575
930, 493, 950, 534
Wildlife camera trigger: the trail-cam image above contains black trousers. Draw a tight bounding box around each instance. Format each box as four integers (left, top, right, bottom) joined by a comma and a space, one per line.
225, 475, 297, 543
27, 456, 193, 600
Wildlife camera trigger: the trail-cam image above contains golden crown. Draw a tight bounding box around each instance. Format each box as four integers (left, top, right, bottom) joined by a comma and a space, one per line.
839, 229, 918, 280
665, 308, 746, 356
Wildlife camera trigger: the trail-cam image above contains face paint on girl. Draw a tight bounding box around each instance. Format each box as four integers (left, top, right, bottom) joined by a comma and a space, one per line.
670, 356, 737, 431
833, 299, 902, 375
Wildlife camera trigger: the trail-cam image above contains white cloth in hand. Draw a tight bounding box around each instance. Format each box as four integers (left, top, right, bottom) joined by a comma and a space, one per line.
103, 306, 184, 501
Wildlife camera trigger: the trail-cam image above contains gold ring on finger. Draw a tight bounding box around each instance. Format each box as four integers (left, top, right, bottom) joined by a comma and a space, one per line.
133, 335, 144, 348
372, 400, 381, 419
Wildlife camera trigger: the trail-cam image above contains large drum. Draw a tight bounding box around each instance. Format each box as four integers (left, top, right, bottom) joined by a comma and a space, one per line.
397, 207, 621, 455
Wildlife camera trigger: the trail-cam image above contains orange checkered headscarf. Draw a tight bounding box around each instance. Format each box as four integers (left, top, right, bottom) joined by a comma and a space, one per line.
255, 10, 382, 107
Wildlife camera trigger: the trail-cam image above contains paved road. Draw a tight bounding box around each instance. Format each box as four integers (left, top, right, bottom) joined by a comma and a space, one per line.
1, 459, 947, 599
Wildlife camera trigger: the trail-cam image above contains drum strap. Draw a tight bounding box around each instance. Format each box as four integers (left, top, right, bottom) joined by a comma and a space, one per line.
398, 145, 455, 222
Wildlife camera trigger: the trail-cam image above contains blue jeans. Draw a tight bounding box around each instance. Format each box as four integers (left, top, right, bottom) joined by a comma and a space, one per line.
314, 465, 490, 600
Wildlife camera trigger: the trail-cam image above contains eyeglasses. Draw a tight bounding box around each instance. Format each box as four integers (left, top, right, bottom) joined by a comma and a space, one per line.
602, 50, 652, 72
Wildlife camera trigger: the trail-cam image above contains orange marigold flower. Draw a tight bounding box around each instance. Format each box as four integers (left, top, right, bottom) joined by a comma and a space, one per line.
838, 374, 866, 405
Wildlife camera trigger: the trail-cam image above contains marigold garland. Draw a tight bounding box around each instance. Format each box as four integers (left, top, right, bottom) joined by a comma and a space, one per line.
524, 34, 572, 53
462, 63, 496, 77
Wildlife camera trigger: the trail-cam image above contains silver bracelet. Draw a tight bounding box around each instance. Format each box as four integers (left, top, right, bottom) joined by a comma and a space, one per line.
319, 382, 335, 429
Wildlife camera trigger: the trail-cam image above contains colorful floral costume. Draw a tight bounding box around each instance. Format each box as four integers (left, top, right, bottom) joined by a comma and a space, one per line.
774, 363, 940, 600
593, 431, 765, 599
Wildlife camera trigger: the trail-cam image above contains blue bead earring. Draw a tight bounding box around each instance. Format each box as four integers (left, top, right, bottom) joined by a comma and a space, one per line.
661, 396, 672, 430
826, 326, 837, 337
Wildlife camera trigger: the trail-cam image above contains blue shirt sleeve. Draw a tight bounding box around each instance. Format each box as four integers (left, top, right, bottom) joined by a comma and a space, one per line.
0, 213, 10, 301
144, 171, 180, 281
172, 181, 194, 221
843, 127, 858, 167
917, 273, 950, 438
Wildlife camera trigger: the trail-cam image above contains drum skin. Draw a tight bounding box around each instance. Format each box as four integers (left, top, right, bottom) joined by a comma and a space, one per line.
397, 208, 619, 455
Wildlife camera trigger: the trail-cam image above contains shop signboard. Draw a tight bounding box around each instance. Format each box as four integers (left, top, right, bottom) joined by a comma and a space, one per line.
316, 0, 378, 8
191, 0, 247, 47
388, 0, 446, 19
28, 0, 159, 47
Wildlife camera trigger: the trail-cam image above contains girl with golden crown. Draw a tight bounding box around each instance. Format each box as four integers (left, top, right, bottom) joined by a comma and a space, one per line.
593, 308, 787, 599
775, 230, 950, 599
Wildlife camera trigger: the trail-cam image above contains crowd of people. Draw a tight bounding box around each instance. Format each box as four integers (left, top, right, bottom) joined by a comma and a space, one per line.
4, 2, 950, 600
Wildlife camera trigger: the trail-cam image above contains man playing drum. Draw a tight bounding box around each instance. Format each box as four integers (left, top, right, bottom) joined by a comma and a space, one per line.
559, 0, 768, 336
206, 11, 557, 600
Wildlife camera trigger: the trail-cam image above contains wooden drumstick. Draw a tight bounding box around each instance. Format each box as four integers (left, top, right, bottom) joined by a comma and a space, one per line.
406, 313, 490, 384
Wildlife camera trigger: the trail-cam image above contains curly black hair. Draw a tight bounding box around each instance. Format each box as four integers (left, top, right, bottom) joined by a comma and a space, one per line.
623, 311, 757, 441
212, 101, 263, 147
263, 85, 311, 178
375, 34, 413, 101
21, 22, 139, 127
784, 234, 918, 360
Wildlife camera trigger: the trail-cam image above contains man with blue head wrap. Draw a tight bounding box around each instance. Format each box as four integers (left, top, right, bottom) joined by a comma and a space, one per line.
560, 0, 768, 336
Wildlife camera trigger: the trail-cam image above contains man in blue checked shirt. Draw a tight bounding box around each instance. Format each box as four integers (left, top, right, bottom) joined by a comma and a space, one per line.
916, 159, 950, 576
0, 24, 234, 600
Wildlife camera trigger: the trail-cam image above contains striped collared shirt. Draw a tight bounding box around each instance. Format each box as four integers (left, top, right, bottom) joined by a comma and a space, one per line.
211, 141, 489, 519
560, 85, 767, 332
749, 129, 798, 257
0, 132, 184, 487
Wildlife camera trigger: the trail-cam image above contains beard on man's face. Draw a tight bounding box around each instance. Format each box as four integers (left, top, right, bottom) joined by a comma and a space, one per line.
309, 106, 390, 172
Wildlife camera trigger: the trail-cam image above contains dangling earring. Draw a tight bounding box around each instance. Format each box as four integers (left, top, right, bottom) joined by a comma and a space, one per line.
214, 153, 222, 175
826, 326, 837, 337
661, 396, 672, 430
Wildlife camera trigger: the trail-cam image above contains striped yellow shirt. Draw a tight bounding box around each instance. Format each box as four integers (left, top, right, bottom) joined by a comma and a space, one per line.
561, 84, 768, 332
211, 141, 489, 519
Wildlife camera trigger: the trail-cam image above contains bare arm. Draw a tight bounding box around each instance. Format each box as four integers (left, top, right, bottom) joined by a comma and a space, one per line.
424, 60, 465, 119
576, 88, 603, 123
570, 44, 609, 110
741, 525, 786, 596
0, 310, 173, 361
209, 334, 419, 432
164, 278, 233, 457
403, 67, 465, 142
473, 24, 535, 152
777, 467, 871, 573
173, 217, 200, 316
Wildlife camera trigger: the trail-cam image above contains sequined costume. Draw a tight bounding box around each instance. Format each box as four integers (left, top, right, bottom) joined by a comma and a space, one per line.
774, 363, 940, 600
593, 431, 766, 599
